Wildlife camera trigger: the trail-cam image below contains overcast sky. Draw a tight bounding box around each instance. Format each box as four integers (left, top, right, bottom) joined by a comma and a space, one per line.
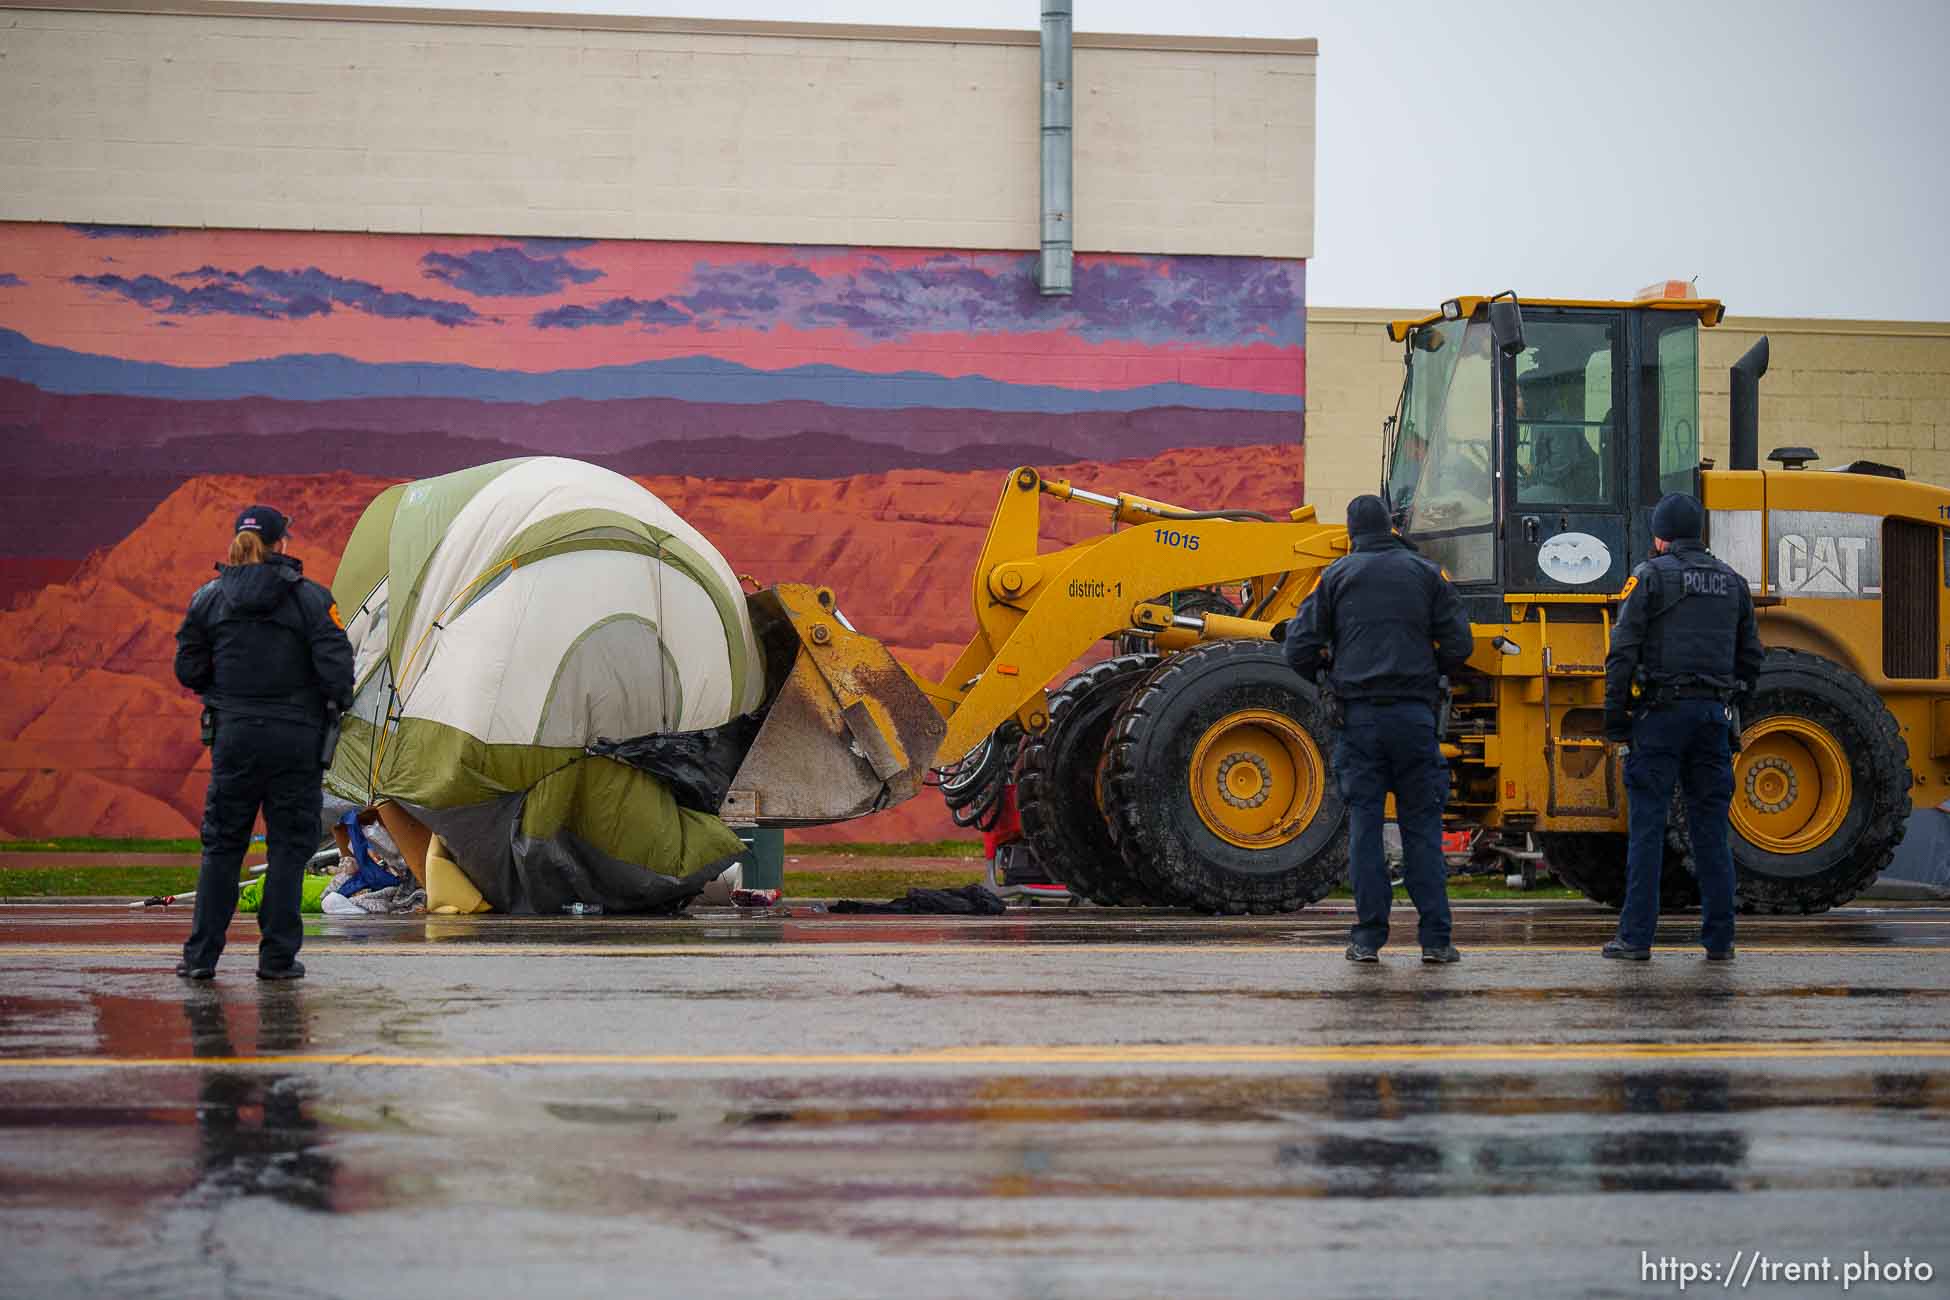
273, 0, 1948, 320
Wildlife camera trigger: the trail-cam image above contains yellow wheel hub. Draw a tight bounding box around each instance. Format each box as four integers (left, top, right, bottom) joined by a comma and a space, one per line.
1730, 716, 1852, 854
1188, 708, 1324, 849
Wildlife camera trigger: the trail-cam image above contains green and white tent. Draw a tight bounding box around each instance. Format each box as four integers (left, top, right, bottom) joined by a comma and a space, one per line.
327, 457, 767, 913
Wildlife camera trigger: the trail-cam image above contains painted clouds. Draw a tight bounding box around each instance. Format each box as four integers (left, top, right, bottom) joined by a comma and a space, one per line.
11, 222, 1305, 390
535, 253, 1304, 346
73, 265, 484, 327
421, 245, 604, 297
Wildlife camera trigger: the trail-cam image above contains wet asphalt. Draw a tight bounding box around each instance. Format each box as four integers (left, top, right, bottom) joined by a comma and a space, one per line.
1, 900, 1947, 1299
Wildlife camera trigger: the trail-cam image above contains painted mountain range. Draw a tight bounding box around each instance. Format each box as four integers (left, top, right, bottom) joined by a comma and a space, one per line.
0, 223, 1304, 598
0, 221, 1306, 835
0, 327, 1299, 413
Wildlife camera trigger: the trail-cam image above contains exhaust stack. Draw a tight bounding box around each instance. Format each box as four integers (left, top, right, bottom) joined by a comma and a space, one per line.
1728, 337, 1769, 471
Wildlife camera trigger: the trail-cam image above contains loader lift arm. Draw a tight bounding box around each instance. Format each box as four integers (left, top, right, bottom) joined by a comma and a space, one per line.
725, 465, 1351, 826
918, 466, 1350, 765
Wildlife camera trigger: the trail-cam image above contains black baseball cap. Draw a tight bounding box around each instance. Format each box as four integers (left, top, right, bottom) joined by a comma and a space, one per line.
234, 505, 290, 543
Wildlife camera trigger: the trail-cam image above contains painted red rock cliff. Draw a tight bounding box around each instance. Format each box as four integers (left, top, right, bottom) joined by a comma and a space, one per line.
0, 444, 1306, 843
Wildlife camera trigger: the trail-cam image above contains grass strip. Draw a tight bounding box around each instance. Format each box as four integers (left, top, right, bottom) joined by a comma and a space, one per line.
1, 866, 208, 897
1, 863, 1581, 903
784, 840, 985, 859
1, 838, 204, 854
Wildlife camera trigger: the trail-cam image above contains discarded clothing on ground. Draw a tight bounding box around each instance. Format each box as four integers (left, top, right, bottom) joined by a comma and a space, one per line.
325, 808, 412, 902
323, 457, 765, 914
321, 882, 429, 916
831, 884, 1008, 915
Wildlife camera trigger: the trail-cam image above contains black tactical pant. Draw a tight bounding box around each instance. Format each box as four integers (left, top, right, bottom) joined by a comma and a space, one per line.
1336, 699, 1453, 951
183, 715, 322, 973
1620, 698, 1737, 952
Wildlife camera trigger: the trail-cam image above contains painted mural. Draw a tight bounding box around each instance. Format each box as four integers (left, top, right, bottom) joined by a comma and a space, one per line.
0, 221, 1305, 841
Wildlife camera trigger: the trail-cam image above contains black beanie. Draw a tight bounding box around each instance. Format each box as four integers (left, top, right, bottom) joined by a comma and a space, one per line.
1346, 494, 1392, 540
1650, 493, 1703, 541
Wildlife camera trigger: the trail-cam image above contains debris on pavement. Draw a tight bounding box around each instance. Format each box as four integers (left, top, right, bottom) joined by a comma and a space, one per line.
830, 884, 1008, 915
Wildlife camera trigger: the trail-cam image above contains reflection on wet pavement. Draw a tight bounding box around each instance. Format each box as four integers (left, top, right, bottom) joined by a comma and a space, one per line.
2, 903, 1948, 1297
4, 899, 1949, 953
181, 991, 335, 1214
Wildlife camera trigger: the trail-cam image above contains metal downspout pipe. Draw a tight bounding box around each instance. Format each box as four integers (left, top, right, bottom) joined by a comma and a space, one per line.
1039, 1, 1073, 295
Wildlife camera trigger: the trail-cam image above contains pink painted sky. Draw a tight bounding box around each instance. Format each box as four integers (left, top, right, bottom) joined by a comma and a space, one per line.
0, 223, 1305, 396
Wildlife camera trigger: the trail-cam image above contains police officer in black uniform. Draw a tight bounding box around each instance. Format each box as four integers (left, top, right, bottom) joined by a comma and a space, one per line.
173, 505, 354, 980
1284, 495, 1475, 964
1602, 493, 1763, 962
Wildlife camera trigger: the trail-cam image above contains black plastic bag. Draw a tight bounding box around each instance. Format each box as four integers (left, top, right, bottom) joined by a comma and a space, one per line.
588, 712, 763, 815
407, 791, 737, 916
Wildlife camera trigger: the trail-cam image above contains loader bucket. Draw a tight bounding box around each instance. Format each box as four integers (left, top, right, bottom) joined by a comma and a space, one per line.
723, 584, 947, 826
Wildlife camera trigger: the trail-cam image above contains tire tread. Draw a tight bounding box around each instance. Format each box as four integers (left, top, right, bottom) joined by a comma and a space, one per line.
1732, 648, 1910, 915
1016, 654, 1160, 906
1102, 639, 1346, 914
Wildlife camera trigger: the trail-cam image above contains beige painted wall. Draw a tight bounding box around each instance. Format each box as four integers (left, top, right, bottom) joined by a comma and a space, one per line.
1303, 307, 1950, 524
0, 1, 1315, 256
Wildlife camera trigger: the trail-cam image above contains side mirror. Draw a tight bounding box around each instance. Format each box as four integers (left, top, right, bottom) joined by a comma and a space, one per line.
1488, 292, 1525, 357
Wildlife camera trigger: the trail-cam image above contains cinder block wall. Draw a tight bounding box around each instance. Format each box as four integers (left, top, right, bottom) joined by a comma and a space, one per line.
1304, 307, 1950, 522
1290, 307, 1399, 520
1700, 319, 1950, 482
0, 4, 1315, 257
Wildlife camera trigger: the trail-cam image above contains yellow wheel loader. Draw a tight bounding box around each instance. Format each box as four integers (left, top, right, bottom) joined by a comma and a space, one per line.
726, 291, 1947, 915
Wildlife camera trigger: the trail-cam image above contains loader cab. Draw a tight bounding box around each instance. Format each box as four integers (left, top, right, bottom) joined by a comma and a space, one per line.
1382, 293, 1722, 604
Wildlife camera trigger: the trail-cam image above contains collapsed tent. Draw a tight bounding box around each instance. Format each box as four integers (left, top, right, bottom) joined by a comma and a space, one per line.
326, 457, 768, 913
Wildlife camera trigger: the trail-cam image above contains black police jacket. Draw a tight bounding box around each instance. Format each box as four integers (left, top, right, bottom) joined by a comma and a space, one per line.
174, 553, 355, 726
1281, 533, 1474, 704
1603, 540, 1763, 739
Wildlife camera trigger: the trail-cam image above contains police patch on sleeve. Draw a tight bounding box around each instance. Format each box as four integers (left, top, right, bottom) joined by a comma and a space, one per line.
328, 602, 345, 629
1617, 575, 1638, 603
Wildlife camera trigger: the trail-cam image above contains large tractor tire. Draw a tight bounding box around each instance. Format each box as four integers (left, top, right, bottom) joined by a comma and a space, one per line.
1536, 828, 1701, 911
1102, 639, 1347, 913
1724, 649, 1910, 914
1016, 654, 1161, 906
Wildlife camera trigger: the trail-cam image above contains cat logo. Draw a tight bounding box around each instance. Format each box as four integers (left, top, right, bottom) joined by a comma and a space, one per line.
1776, 534, 1871, 597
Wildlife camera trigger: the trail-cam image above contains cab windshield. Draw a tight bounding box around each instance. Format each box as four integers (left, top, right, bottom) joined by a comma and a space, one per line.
1384, 316, 1495, 582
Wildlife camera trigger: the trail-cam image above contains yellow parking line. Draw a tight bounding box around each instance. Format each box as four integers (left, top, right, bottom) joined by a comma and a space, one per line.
1, 1039, 1947, 1071
0, 942, 1945, 958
